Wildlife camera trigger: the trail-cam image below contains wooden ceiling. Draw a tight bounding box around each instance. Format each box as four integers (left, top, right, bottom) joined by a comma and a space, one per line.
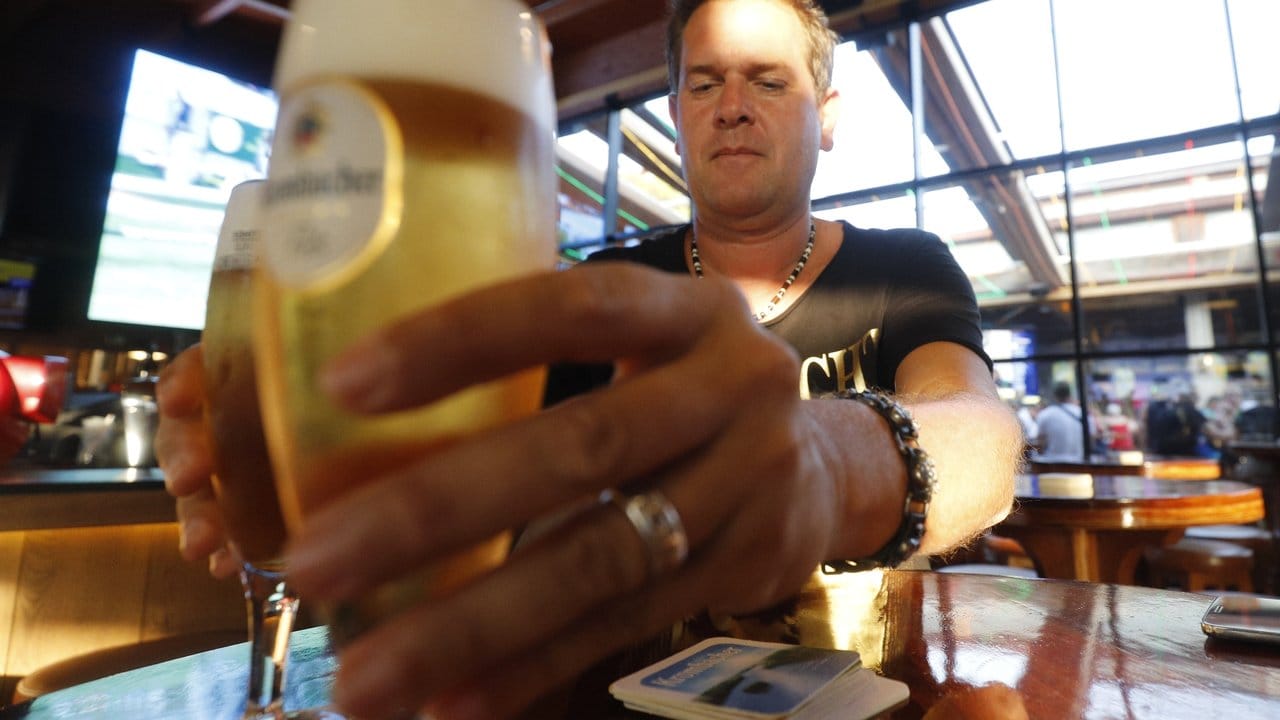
0, 0, 974, 121
170, 0, 677, 119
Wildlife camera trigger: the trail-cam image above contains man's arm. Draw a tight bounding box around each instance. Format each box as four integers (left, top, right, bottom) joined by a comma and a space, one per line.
895, 341, 1021, 553
804, 341, 1021, 564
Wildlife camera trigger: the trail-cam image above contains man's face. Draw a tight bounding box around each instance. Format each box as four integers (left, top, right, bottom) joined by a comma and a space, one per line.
670, 0, 838, 225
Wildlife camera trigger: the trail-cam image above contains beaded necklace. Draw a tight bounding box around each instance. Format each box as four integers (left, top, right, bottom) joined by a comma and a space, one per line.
689, 221, 816, 322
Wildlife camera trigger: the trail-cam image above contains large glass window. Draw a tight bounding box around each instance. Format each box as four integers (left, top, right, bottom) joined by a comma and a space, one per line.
933, 0, 1063, 166
1066, 135, 1267, 352
922, 167, 1075, 356
556, 127, 610, 249
1053, 0, 1239, 151
811, 40, 919, 197
1085, 352, 1273, 456
1254, 124, 1280, 342
558, 0, 1280, 456
814, 192, 917, 231
1228, 0, 1280, 121
922, 168, 1068, 297
556, 110, 689, 255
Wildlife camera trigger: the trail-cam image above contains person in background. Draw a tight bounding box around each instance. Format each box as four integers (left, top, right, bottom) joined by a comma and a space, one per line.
1203, 394, 1237, 453
1234, 385, 1276, 441
1146, 387, 1206, 457
1033, 382, 1088, 462
158, 1, 1022, 717
1101, 402, 1137, 453
1015, 400, 1039, 452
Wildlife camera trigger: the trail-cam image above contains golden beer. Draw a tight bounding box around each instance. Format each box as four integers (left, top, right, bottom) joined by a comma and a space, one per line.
255, 0, 556, 642
204, 180, 301, 719
203, 179, 287, 565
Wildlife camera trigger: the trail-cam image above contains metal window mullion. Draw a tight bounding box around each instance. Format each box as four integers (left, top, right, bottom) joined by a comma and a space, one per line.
1045, 0, 1090, 458
602, 107, 623, 242
1223, 0, 1280, 429
909, 21, 925, 229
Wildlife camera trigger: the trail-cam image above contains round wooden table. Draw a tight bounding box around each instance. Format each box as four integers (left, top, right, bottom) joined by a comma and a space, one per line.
1029, 456, 1222, 480
7, 571, 1280, 720
997, 475, 1265, 583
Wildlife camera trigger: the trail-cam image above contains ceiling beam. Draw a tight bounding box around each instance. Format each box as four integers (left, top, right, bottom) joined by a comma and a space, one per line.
554, 18, 668, 119
532, 0, 625, 26
191, 0, 289, 27
871, 21, 1064, 290
192, 0, 243, 26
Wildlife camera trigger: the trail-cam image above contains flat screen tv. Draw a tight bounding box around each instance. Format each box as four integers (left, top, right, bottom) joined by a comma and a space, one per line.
86, 49, 278, 330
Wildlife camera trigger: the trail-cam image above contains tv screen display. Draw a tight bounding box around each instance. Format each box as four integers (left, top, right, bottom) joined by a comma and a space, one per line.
87, 49, 278, 330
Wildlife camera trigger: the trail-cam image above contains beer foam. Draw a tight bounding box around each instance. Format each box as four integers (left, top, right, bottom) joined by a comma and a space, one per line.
274, 0, 554, 130
213, 179, 264, 271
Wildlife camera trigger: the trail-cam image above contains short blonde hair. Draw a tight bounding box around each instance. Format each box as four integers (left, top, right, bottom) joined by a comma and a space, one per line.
665, 0, 840, 96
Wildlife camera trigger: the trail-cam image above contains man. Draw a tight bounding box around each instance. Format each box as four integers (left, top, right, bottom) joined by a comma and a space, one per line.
158, 1, 1020, 717
1033, 382, 1088, 462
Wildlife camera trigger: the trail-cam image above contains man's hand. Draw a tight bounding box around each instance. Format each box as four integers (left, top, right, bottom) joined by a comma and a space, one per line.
155, 345, 238, 579
284, 263, 847, 719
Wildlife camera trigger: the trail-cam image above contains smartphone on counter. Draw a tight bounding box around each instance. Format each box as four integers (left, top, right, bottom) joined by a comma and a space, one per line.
1201, 595, 1280, 645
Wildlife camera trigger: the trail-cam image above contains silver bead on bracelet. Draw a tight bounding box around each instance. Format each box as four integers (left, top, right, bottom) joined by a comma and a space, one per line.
822, 389, 936, 573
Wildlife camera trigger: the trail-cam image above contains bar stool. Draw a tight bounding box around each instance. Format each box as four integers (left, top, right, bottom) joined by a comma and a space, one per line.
1142, 538, 1255, 593
932, 531, 1040, 578
936, 564, 1040, 578
12, 629, 247, 703
1184, 524, 1275, 594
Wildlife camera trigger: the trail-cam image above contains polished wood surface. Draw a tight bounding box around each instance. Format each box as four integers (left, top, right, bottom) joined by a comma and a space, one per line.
4, 571, 1280, 720
1146, 458, 1223, 480
874, 573, 1280, 719
998, 475, 1265, 583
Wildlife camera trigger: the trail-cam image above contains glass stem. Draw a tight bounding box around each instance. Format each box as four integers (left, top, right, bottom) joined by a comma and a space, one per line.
241, 562, 299, 720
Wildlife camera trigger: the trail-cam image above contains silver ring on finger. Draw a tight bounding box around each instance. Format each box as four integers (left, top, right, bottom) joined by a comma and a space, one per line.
610, 488, 689, 577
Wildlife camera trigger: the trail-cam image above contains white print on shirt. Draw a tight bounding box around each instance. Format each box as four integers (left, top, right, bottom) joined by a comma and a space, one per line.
798, 329, 880, 399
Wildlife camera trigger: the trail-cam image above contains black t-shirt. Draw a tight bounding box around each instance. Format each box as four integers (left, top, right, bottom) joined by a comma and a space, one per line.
543, 221, 989, 404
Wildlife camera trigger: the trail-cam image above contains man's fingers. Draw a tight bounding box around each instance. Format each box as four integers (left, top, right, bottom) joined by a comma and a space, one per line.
156, 344, 205, 417
311, 397, 818, 718
331, 529, 721, 720
156, 345, 214, 495
175, 488, 226, 562
320, 264, 741, 414
158, 416, 213, 496
208, 546, 240, 580
284, 313, 776, 601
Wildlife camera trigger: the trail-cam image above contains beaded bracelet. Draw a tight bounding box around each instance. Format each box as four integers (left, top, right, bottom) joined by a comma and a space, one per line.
822, 389, 936, 573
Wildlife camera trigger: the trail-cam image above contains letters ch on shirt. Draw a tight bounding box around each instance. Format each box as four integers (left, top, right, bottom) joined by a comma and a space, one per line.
798, 329, 879, 399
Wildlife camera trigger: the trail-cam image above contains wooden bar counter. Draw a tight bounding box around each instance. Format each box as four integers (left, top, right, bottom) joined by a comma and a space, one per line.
0, 466, 243, 703
4, 571, 1279, 719
0, 467, 175, 531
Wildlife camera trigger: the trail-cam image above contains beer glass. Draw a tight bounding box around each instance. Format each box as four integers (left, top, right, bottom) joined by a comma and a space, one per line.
203, 179, 301, 719
254, 0, 556, 648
